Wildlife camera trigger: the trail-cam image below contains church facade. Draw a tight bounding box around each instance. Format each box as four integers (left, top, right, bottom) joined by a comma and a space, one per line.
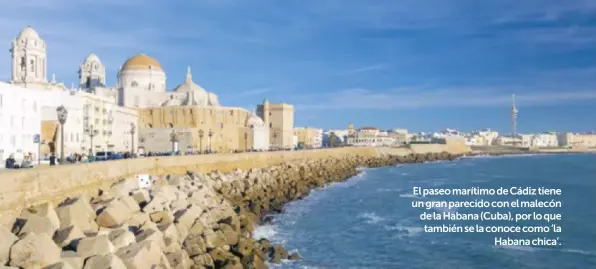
1, 26, 295, 161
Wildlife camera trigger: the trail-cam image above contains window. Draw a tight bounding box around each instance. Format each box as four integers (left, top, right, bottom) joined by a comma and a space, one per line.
168, 123, 173, 128
86, 78, 91, 88
230, 111, 234, 116
269, 123, 272, 128
148, 124, 153, 128
30, 60, 34, 72
220, 123, 223, 129
131, 81, 138, 87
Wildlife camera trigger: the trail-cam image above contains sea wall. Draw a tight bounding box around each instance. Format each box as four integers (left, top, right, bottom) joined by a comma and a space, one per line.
0, 150, 464, 269
0, 144, 470, 218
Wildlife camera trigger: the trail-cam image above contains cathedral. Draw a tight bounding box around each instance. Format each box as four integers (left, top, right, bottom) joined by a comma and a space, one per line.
6, 26, 294, 155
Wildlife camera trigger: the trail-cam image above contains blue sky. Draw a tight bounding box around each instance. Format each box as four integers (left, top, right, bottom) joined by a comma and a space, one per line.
1, 0, 596, 133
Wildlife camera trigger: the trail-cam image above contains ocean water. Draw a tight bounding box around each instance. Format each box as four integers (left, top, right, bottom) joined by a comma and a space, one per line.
254, 154, 596, 269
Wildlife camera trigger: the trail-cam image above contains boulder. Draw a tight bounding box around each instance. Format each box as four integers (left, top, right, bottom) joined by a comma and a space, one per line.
108, 229, 136, 249
127, 212, 151, 229
288, 252, 301, 260
165, 251, 191, 269
114, 243, 152, 269
83, 254, 127, 269
119, 196, 141, 213
240, 253, 267, 269
96, 200, 133, 228
182, 234, 206, 257
53, 225, 85, 248
61, 251, 84, 269
202, 229, 227, 249
135, 228, 165, 249
218, 224, 239, 246
20, 202, 60, 232
150, 211, 174, 226
191, 254, 214, 268
41, 262, 74, 269
10, 233, 61, 269
173, 206, 202, 232
55, 196, 98, 234
76, 235, 115, 258
0, 225, 18, 266
131, 189, 151, 206
17, 214, 57, 237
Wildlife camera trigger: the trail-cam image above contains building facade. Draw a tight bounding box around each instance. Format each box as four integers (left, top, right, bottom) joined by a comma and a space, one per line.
294, 127, 323, 149
0, 82, 44, 166
348, 127, 396, 147
558, 133, 596, 148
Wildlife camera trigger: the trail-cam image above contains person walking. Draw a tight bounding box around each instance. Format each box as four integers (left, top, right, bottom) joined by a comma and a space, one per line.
49, 153, 56, 166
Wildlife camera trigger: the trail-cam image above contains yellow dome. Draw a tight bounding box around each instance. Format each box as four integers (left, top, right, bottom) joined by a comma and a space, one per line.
121, 54, 163, 71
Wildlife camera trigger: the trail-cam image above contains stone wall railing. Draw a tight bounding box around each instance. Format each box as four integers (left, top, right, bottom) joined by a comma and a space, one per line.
0, 144, 469, 218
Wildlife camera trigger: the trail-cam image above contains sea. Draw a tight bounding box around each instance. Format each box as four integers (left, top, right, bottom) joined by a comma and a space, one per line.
253, 153, 596, 269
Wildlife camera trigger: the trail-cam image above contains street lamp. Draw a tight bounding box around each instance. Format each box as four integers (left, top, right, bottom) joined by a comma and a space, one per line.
56, 106, 68, 164
198, 129, 204, 153
170, 130, 178, 154
208, 129, 213, 152
129, 123, 136, 156
86, 125, 99, 156
244, 132, 248, 151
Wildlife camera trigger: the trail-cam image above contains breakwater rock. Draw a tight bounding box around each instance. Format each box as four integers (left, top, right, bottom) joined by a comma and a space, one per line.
0, 151, 460, 269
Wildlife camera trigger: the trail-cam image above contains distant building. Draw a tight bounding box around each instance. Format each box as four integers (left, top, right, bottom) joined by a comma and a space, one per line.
294, 127, 323, 149
558, 132, 596, 148
348, 127, 395, 147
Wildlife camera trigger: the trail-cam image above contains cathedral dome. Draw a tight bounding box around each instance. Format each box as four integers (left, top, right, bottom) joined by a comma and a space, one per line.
173, 66, 207, 93
84, 53, 102, 64
247, 110, 265, 127
17, 26, 40, 40
122, 54, 163, 72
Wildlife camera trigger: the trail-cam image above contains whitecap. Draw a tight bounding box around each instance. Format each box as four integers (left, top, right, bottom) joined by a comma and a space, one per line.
398, 193, 422, 199
253, 224, 278, 240
358, 212, 385, 224
384, 224, 424, 236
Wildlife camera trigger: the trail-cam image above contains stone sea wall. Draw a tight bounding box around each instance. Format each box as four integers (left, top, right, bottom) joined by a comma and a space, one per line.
0, 148, 465, 269
0, 144, 469, 218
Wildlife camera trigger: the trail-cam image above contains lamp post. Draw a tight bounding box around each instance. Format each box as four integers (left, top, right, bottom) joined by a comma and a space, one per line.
208, 129, 213, 153
130, 123, 136, 156
86, 125, 99, 156
56, 106, 68, 164
244, 132, 248, 151
170, 130, 178, 154
198, 129, 204, 153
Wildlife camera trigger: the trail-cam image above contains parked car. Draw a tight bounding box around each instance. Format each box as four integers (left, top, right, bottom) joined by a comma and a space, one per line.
95, 151, 113, 161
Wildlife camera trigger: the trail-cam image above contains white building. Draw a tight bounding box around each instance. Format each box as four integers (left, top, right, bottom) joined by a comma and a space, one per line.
311, 129, 323, 148
0, 82, 44, 166
530, 133, 558, 147
348, 127, 396, 147
39, 90, 85, 158
246, 111, 269, 151
464, 128, 499, 146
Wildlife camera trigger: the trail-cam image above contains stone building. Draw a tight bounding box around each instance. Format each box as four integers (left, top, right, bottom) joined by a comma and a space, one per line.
294, 127, 323, 149
257, 99, 294, 149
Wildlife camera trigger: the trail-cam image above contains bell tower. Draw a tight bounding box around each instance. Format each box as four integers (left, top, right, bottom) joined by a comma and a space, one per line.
10, 26, 47, 85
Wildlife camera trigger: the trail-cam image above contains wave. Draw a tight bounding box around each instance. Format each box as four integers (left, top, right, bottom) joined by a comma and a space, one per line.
376, 188, 403, 193
253, 224, 278, 240
358, 212, 385, 224
384, 224, 424, 236
495, 245, 596, 257
463, 154, 541, 160
398, 193, 422, 199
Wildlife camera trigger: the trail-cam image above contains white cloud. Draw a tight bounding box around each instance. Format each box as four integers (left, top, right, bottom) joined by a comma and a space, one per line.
294, 87, 596, 110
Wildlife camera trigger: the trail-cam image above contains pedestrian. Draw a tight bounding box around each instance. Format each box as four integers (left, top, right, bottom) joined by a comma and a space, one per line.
49, 154, 56, 166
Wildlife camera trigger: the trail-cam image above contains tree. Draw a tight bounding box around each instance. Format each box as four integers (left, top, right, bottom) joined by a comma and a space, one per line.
329, 132, 341, 148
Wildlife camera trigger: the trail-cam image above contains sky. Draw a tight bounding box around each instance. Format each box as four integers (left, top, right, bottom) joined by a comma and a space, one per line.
1, 0, 596, 134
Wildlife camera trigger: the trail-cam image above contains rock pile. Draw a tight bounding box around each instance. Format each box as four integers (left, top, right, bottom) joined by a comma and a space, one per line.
0, 151, 459, 269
